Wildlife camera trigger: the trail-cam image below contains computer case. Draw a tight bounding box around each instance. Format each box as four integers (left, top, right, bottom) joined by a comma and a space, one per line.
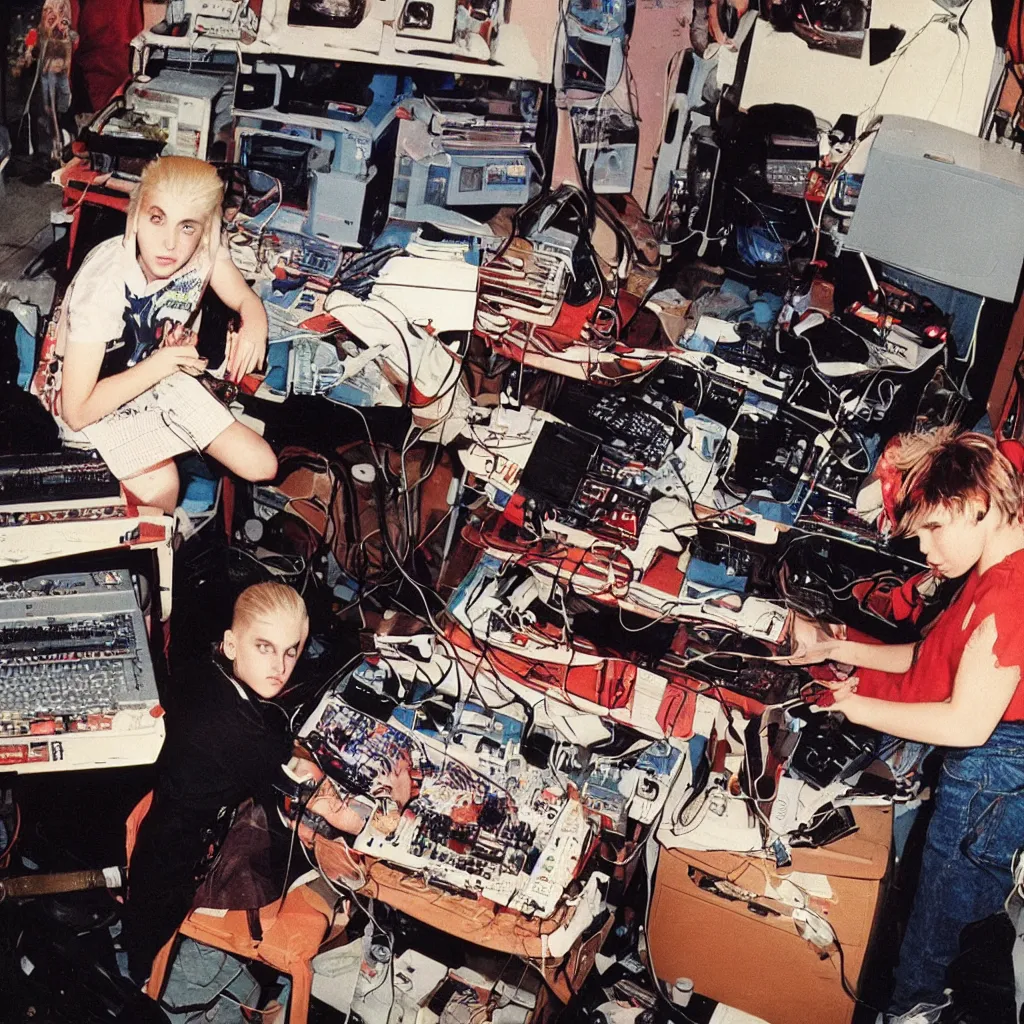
845, 115, 1024, 301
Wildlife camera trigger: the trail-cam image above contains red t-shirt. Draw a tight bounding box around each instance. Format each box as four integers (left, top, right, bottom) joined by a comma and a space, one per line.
856, 549, 1024, 721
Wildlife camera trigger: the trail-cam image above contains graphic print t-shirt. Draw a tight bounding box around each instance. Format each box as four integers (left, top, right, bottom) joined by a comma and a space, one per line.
32, 235, 214, 431
67, 235, 209, 380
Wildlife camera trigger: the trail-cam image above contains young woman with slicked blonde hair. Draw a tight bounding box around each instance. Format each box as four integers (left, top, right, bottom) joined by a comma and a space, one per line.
32, 155, 275, 512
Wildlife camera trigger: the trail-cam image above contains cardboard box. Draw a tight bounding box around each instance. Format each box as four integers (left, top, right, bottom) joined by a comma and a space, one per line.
648, 804, 892, 1024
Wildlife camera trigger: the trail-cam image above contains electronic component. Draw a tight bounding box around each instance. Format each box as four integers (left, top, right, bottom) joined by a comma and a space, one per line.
233, 73, 401, 248
515, 422, 651, 548
670, 347, 787, 403
0, 451, 120, 506
554, 385, 679, 468
563, 0, 632, 93
394, 0, 505, 61
572, 104, 639, 195
163, 0, 263, 40
296, 690, 592, 918
667, 624, 810, 706
390, 95, 538, 233
126, 69, 233, 159
765, 131, 818, 198
0, 569, 163, 773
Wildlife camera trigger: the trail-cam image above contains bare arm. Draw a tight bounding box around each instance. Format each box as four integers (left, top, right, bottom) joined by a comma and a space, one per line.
829, 638, 917, 674
832, 615, 1018, 746
784, 614, 916, 673
60, 340, 207, 431
209, 256, 267, 381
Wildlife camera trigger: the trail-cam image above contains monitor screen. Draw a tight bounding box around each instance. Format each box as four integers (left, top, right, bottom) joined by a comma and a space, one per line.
288, 0, 366, 28
238, 133, 327, 208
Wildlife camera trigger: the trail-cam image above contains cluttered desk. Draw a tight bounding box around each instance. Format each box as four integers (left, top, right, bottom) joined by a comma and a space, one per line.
6, 1, 1024, 1023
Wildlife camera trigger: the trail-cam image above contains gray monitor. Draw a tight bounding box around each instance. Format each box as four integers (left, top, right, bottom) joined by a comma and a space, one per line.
844, 115, 1024, 301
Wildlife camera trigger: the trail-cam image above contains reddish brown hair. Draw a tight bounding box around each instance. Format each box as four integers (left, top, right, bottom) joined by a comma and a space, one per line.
890, 427, 1024, 536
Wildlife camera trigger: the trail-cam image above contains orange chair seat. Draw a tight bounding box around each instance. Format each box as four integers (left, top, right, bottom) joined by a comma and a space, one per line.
127, 792, 336, 1024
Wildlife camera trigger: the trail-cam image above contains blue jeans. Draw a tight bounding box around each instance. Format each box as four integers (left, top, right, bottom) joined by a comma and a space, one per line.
890, 722, 1024, 1013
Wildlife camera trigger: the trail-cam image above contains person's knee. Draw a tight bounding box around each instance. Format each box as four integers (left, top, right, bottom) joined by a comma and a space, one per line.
206, 426, 277, 483
123, 462, 179, 513
238, 441, 277, 483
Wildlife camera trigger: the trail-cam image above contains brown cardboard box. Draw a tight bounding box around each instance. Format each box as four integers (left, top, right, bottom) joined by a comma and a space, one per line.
649, 805, 892, 1024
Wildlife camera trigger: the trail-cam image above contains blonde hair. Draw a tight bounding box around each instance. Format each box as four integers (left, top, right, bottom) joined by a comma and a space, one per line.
232, 582, 308, 630
890, 426, 1024, 536
126, 156, 225, 262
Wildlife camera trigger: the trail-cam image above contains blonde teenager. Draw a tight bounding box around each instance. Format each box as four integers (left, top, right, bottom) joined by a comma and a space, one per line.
123, 582, 309, 982
33, 156, 276, 513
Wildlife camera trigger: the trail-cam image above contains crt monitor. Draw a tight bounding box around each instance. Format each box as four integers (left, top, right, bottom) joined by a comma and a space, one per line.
236, 131, 332, 208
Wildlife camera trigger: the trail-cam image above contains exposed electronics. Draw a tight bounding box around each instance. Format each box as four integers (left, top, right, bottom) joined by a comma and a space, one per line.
163, 0, 262, 41
235, 75, 400, 247
563, 0, 632, 93
669, 625, 810, 706
0, 569, 163, 773
126, 69, 233, 159
295, 686, 592, 917
845, 115, 1024, 302
390, 97, 538, 232
516, 421, 650, 547
765, 132, 819, 198
572, 104, 638, 195
196, 0, 262, 40
0, 451, 120, 506
553, 383, 680, 468
268, 228, 343, 278
234, 125, 333, 206
394, 0, 504, 61
669, 346, 788, 403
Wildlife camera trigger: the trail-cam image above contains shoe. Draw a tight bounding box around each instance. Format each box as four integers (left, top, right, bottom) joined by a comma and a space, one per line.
877, 994, 952, 1023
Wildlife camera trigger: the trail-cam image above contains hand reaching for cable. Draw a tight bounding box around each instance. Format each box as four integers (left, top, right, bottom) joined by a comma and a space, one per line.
782, 612, 847, 665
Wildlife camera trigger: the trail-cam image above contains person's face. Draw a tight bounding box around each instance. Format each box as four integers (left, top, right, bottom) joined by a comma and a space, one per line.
222, 610, 308, 699
911, 501, 989, 579
135, 187, 208, 283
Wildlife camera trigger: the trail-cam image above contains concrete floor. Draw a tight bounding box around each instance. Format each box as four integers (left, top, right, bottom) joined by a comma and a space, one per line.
0, 170, 64, 312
